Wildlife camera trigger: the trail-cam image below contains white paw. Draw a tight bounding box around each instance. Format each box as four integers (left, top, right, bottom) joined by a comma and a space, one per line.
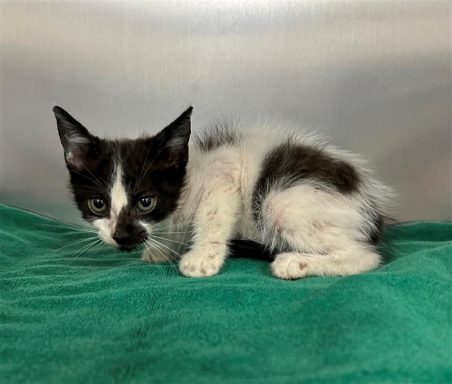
179, 250, 224, 277
271, 253, 310, 280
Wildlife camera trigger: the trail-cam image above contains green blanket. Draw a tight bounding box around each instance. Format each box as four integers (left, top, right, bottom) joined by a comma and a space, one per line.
1, 204, 451, 383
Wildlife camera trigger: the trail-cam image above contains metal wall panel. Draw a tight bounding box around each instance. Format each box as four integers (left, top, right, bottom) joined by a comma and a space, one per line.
1, 0, 450, 223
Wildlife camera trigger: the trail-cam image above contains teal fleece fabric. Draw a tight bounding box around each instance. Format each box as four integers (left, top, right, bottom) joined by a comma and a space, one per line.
0, 203, 451, 383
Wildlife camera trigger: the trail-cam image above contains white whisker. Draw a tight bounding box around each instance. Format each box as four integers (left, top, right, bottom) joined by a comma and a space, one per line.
67, 238, 103, 265
150, 234, 190, 248
147, 238, 180, 257
39, 223, 96, 232
55, 236, 99, 252
144, 239, 174, 264
144, 242, 166, 263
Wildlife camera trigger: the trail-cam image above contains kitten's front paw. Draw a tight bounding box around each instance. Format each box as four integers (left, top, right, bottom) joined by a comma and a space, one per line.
179, 250, 224, 277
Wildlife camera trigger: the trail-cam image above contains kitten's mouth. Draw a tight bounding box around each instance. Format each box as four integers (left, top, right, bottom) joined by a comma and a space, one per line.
116, 238, 146, 252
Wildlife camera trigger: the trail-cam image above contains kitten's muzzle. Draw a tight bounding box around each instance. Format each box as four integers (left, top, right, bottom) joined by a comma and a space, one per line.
112, 226, 147, 251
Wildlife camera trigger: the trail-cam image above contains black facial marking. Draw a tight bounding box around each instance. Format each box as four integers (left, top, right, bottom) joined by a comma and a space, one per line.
252, 140, 361, 226
193, 120, 240, 152
112, 209, 148, 250
54, 106, 193, 250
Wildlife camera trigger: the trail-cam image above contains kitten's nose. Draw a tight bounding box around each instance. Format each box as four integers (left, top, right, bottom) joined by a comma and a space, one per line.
112, 228, 131, 246
112, 226, 147, 250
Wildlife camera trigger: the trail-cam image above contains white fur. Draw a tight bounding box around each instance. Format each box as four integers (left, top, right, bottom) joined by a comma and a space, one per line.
179, 147, 242, 276
93, 218, 117, 247
156, 123, 394, 279
93, 161, 129, 247
260, 185, 382, 278
110, 163, 128, 219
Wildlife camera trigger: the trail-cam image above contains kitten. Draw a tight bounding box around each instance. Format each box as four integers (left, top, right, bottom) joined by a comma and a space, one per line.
53, 106, 393, 279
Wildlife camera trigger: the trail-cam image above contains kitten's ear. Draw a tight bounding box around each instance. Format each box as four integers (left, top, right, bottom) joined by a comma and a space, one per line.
154, 106, 192, 166
53, 106, 99, 170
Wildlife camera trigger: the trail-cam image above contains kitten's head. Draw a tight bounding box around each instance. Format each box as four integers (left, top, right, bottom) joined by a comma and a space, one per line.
53, 106, 192, 250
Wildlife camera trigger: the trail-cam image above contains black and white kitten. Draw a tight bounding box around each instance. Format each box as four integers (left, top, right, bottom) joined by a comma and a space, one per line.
53, 106, 393, 279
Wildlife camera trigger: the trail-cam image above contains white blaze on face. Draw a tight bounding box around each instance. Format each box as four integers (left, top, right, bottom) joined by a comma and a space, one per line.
110, 162, 128, 226
92, 162, 129, 247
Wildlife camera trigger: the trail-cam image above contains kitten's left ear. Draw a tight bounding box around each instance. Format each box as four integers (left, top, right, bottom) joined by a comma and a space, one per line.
154, 106, 193, 166
53, 106, 100, 170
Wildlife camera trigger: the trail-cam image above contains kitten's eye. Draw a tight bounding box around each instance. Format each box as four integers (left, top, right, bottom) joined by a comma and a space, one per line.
88, 198, 107, 215
137, 196, 156, 213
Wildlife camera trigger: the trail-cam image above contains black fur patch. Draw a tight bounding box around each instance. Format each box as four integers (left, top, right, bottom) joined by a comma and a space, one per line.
193, 120, 240, 152
228, 239, 276, 261
252, 140, 361, 224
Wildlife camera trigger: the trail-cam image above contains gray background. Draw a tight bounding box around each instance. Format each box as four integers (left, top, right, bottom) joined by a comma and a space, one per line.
1, 0, 451, 224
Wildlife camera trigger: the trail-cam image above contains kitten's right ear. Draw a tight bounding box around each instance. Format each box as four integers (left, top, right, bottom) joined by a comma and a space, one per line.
153, 106, 193, 167
53, 106, 99, 170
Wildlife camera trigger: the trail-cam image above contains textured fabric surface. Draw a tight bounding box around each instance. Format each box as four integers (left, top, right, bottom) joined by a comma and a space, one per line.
1, 204, 451, 383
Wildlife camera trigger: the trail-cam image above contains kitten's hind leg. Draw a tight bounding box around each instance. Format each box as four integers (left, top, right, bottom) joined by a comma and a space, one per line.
271, 246, 381, 280
258, 185, 382, 279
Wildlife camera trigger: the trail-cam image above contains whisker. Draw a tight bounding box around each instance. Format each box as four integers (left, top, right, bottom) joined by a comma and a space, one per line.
39, 223, 96, 234
70, 238, 100, 259
134, 145, 153, 194
144, 239, 172, 264
39, 222, 95, 230
49, 229, 97, 237
150, 234, 191, 248
147, 238, 180, 257
55, 236, 99, 252
83, 166, 108, 189
67, 238, 103, 265
83, 241, 105, 259
146, 240, 181, 274
145, 241, 172, 263
145, 238, 179, 266
135, 156, 157, 191
151, 230, 195, 235
135, 143, 170, 191
72, 169, 105, 190
145, 238, 168, 257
